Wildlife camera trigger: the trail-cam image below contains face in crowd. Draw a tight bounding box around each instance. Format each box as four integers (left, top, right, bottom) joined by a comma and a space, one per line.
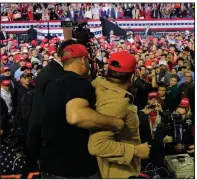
149, 97, 158, 105
176, 107, 187, 120
32, 49, 38, 57
19, 60, 25, 67
8, 55, 14, 62
171, 68, 177, 75
21, 76, 30, 86
170, 77, 178, 87
158, 86, 166, 98
140, 66, 146, 77
149, 52, 155, 60
184, 72, 192, 83
42, 60, 49, 67
2, 69, 11, 77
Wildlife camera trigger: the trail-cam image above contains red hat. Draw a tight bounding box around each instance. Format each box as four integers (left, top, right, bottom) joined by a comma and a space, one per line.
49, 39, 55, 44
61, 44, 91, 61
31, 40, 37, 46
107, 51, 136, 73
145, 60, 152, 69
1, 55, 8, 61
48, 47, 56, 55
148, 36, 153, 41
42, 38, 48, 43
14, 54, 25, 63
1, 66, 10, 73
1, 80, 11, 86
21, 62, 32, 71
179, 98, 190, 108
40, 43, 46, 49
148, 92, 158, 100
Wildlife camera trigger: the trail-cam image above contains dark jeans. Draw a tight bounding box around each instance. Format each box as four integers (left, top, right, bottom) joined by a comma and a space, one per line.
41, 171, 100, 179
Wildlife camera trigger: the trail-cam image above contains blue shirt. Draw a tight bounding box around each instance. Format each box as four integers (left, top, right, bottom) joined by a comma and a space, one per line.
14, 68, 23, 81
177, 71, 194, 87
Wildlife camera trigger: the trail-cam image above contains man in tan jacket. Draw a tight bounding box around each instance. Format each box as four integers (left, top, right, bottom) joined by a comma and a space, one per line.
88, 51, 150, 178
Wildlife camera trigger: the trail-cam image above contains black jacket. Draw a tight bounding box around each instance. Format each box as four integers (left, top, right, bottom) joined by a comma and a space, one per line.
14, 84, 34, 126
27, 28, 37, 42
144, 28, 153, 36
25, 60, 64, 174
0, 31, 7, 40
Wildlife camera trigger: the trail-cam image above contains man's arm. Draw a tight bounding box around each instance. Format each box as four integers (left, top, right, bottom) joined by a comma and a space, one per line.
66, 98, 124, 131
88, 99, 150, 164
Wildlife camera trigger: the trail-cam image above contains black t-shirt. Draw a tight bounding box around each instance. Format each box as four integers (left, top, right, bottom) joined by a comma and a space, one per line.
40, 71, 98, 177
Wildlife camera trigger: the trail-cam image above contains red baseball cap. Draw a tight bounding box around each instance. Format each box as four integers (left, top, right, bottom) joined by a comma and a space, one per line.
14, 54, 25, 63
107, 51, 136, 73
49, 47, 56, 55
179, 98, 190, 108
145, 60, 152, 69
61, 44, 92, 61
1, 80, 11, 86
1, 55, 8, 61
31, 40, 37, 46
21, 62, 33, 71
148, 92, 158, 100
42, 38, 48, 43
2, 66, 10, 73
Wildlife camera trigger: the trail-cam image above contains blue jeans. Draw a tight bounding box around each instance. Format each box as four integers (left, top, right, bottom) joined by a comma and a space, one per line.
41, 171, 100, 179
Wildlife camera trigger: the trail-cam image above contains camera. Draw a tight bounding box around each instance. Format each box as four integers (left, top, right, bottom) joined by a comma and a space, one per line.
61, 21, 95, 45
61, 20, 96, 79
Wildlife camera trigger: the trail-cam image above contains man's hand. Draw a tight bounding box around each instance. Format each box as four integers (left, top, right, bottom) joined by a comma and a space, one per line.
151, 69, 156, 76
134, 142, 150, 159
187, 145, 194, 154
163, 135, 173, 144
155, 103, 163, 112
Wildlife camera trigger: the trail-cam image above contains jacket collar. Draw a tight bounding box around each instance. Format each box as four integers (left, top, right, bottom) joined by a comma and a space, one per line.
93, 77, 132, 98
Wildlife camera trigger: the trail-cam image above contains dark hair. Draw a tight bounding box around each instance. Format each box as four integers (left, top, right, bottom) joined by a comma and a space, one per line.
177, 57, 184, 62
57, 40, 79, 57
145, 54, 149, 57
171, 74, 179, 82
158, 83, 167, 89
139, 65, 146, 70
161, 53, 167, 58
107, 61, 133, 84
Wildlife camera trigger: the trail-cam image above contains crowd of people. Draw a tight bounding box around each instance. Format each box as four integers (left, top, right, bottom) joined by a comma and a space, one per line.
0, 17, 195, 178
1, 3, 195, 21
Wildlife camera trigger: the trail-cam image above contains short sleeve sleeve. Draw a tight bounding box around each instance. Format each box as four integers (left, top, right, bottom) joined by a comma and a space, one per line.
67, 78, 96, 109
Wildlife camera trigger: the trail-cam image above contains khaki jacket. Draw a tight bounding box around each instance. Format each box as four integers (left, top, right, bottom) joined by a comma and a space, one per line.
88, 77, 141, 178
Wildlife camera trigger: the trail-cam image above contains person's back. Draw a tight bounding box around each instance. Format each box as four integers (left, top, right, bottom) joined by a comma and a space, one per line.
40, 71, 98, 177
90, 77, 141, 178
26, 60, 64, 172
26, 40, 84, 174
88, 52, 150, 178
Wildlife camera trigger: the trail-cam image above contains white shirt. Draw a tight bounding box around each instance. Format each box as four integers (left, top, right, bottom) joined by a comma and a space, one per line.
1, 88, 13, 113
128, 38, 135, 43
145, 28, 149, 35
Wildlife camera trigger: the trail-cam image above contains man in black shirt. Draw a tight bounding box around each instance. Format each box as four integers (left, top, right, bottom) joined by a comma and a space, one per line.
25, 40, 79, 176
40, 44, 124, 178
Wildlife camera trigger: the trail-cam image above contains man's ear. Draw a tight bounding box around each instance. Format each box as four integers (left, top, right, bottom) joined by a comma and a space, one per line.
80, 56, 86, 66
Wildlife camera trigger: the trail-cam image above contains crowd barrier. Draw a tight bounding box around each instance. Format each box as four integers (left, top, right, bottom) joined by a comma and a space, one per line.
1, 18, 194, 40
